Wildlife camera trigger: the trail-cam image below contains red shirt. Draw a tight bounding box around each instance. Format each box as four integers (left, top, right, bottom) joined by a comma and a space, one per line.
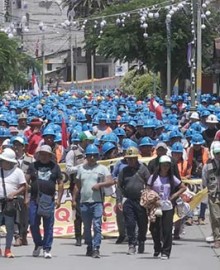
27, 132, 42, 155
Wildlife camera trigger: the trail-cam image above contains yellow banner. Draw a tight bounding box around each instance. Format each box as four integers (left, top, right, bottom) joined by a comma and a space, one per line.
53, 162, 208, 237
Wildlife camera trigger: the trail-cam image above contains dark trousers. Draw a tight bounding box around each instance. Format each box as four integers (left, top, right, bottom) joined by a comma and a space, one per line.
199, 203, 207, 220
16, 197, 28, 238
116, 206, 126, 238
123, 198, 148, 246
74, 194, 82, 238
150, 209, 174, 257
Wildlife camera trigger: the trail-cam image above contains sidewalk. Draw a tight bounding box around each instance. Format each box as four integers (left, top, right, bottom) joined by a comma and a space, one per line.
0, 220, 219, 270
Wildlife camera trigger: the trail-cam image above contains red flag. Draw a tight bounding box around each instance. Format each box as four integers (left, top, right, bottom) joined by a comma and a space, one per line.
149, 98, 163, 120
61, 118, 68, 149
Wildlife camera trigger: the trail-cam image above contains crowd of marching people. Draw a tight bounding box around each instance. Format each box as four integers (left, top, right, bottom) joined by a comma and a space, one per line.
0, 88, 220, 260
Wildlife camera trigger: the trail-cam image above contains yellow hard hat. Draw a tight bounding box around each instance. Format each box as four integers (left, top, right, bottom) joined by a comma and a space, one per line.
124, 147, 139, 158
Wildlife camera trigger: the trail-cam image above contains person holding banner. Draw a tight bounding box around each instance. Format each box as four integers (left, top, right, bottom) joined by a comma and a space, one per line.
202, 145, 220, 249
147, 155, 186, 260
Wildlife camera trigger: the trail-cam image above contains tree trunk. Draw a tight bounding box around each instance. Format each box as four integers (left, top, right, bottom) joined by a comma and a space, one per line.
160, 69, 167, 99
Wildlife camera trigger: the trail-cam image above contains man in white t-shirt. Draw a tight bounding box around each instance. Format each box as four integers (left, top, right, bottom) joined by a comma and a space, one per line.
0, 148, 26, 258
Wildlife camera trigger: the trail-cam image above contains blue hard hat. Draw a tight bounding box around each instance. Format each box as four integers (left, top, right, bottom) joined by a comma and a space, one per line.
113, 127, 126, 137
101, 133, 119, 144
190, 122, 203, 133
0, 127, 11, 138
85, 144, 100, 155
207, 105, 216, 114
120, 115, 130, 124
54, 133, 62, 143
171, 142, 184, 153
139, 137, 154, 147
0, 116, 9, 125
93, 138, 100, 146
98, 113, 108, 121
159, 133, 170, 143
169, 130, 182, 140
77, 113, 87, 122
43, 126, 56, 137
121, 138, 138, 150
200, 110, 211, 118
127, 120, 137, 128
171, 104, 178, 110
102, 142, 116, 155
71, 132, 80, 142
191, 133, 205, 145
82, 123, 93, 132
10, 135, 28, 145
136, 119, 144, 127
143, 119, 156, 128
185, 129, 196, 139
155, 120, 164, 130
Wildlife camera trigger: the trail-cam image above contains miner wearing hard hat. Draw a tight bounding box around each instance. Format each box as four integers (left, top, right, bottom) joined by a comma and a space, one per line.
117, 146, 150, 255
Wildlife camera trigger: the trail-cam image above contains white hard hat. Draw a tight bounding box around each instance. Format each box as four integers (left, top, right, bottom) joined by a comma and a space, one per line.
190, 112, 200, 120
0, 148, 17, 163
206, 114, 218, 124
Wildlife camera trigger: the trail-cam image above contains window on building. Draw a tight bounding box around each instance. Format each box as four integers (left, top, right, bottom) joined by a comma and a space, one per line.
16, 0, 22, 9
47, 64, 52, 71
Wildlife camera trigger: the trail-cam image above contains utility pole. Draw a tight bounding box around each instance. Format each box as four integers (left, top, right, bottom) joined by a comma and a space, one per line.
70, 26, 74, 84
42, 32, 45, 89
166, 15, 172, 106
190, 0, 197, 110
196, 0, 202, 103
91, 53, 95, 92
75, 36, 78, 86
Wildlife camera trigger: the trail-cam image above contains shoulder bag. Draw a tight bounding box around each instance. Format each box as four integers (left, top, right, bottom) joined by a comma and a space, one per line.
1, 168, 17, 217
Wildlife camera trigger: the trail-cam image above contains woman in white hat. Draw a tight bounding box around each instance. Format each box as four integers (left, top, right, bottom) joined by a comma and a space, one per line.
147, 155, 186, 260
0, 148, 26, 258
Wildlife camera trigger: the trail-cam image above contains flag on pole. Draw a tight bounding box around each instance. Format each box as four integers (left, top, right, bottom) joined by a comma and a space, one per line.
32, 72, 39, 96
61, 118, 68, 149
149, 98, 163, 120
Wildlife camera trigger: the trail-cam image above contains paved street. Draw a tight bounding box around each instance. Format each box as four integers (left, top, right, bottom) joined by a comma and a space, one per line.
0, 221, 219, 270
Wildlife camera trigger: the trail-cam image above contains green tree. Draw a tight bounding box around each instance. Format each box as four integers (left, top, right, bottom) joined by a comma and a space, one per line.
84, 0, 220, 95
120, 69, 161, 98
0, 32, 41, 93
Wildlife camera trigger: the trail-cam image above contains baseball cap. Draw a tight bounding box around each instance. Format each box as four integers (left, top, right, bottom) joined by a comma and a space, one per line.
159, 155, 171, 163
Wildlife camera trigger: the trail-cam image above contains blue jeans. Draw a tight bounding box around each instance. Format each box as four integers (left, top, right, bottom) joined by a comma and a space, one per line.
29, 200, 55, 251
0, 213, 14, 249
80, 202, 103, 250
